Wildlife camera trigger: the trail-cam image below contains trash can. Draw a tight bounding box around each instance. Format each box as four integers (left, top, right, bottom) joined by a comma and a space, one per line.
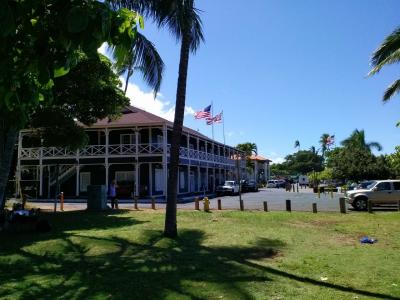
87, 185, 108, 211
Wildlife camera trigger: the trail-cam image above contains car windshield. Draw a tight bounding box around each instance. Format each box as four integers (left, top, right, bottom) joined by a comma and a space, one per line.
225, 182, 234, 186
366, 181, 377, 189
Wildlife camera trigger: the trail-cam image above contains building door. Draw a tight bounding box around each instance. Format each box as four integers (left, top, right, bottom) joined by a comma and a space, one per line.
190, 171, 195, 192
80, 172, 91, 192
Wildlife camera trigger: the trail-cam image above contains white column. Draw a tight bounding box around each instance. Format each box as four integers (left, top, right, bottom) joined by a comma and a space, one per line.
75, 165, 80, 197
16, 131, 22, 197
187, 134, 190, 193
39, 146, 43, 197
135, 127, 140, 197
149, 163, 153, 196
105, 128, 109, 189
254, 160, 258, 182
162, 125, 168, 197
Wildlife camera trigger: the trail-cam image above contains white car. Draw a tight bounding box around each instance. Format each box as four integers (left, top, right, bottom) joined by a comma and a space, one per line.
267, 180, 277, 188
345, 180, 400, 210
216, 181, 240, 195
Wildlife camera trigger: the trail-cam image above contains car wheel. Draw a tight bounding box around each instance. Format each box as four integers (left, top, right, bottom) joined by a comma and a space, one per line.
354, 198, 368, 211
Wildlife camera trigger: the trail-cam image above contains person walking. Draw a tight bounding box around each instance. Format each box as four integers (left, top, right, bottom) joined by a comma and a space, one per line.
109, 179, 118, 209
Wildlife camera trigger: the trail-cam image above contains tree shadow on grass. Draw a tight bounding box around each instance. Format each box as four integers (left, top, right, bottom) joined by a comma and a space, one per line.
0, 226, 397, 300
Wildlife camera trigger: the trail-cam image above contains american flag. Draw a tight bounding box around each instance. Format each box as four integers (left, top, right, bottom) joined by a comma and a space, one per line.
194, 105, 211, 119
206, 111, 223, 125
326, 135, 335, 146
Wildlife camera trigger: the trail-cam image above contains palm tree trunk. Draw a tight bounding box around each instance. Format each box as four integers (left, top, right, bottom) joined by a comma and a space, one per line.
164, 32, 191, 238
0, 126, 18, 211
124, 66, 133, 95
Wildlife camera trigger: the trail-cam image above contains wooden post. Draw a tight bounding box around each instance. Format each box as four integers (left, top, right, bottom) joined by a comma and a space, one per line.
195, 197, 199, 210
286, 199, 291, 212
217, 198, 222, 210
134, 196, 138, 210
312, 202, 317, 213
151, 197, 156, 210
330, 189, 333, 199
263, 201, 268, 212
339, 197, 346, 214
317, 187, 320, 199
296, 183, 299, 193
368, 200, 373, 213
239, 199, 244, 211
292, 184, 295, 192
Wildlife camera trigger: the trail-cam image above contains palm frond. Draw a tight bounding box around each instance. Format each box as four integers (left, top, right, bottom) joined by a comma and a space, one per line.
383, 79, 400, 102
369, 26, 400, 75
367, 142, 383, 152
112, 0, 204, 53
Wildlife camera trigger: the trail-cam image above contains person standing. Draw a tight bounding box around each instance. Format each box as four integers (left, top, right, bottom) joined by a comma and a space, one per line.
109, 179, 118, 209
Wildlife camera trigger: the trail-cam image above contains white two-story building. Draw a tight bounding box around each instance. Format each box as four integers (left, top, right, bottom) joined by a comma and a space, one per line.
16, 106, 246, 200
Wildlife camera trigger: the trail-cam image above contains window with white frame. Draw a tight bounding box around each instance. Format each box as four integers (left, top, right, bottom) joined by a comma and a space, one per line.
120, 134, 135, 145
115, 171, 135, 184
155, 168, 163, 191
156, 135, 163, 145
80, 172, 91, 192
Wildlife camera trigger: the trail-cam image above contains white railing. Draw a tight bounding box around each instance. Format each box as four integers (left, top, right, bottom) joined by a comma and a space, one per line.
109, 144, 136, 155
79, 145, 106, 156
20, 148, 40, 159
20, 143, 238, 165
43, 147, 76, 157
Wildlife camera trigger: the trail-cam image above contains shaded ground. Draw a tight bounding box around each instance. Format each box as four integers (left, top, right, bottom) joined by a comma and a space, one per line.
1, 210, 399, 299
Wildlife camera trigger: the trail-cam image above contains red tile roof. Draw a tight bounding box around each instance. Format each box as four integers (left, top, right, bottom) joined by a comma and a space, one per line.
249, 155, 271, 162
90, 106, 210, 140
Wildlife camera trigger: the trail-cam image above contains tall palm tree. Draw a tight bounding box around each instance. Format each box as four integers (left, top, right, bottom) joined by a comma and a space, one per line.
111, 31, 164, 96
369, 26, 400, 101
319, 133, 330, 158
114, 0, 204, 238
294, 140, 300, 151
341, 129, 382, 152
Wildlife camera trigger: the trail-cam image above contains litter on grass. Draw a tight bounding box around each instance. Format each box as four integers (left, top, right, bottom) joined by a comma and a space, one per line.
360, 236, 377, 244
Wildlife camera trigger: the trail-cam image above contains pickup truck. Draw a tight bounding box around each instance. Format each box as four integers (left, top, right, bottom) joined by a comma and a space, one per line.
216, 181, 240, 196
345, 180, 400, 210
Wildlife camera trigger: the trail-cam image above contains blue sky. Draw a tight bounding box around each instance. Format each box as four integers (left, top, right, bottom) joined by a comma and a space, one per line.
118, 0, 400, 163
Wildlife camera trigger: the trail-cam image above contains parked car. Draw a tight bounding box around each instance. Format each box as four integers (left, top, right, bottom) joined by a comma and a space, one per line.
275, 180, 286, 188
241, 180, 259, 192
345, 180, 400, 210
267, 180, 277, 188
216, 181, 240, 196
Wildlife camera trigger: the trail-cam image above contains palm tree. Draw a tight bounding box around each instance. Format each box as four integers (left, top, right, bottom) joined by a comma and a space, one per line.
341, 129, 382, 152
369, 26, 400, 101
115, 0, 204, 238
319, 133, 330, 158
111, 31, 164, 96
236, 142, 258, 157
294, 140, 300, 151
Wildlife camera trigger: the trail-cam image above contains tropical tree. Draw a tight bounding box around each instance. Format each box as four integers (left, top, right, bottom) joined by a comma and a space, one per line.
319, 133, 330, 157
236, 142, 258, 174
0, 1, 140, 209
115, 0, 204, 238
112, 31, 164, 95
294, 140, 300, 151
341, 129, 382, 152
369, 26, 400, 101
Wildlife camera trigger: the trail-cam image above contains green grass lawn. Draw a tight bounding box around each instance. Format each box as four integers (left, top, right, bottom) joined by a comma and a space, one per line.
1, 209, 399, 300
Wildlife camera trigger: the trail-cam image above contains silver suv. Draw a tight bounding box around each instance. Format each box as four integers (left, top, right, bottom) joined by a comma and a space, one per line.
345, 180, 400, 210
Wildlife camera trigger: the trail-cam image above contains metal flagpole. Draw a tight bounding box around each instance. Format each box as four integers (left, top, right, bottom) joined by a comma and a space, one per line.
222, 110, 225, 145
211, 100, 214, 140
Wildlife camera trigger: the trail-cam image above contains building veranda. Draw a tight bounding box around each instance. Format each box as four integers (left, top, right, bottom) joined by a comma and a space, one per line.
16, 107, 248, 201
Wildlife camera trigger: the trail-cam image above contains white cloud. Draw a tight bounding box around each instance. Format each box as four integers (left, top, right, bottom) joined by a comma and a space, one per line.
123, 79, 195, 122
98, 43, 196, 122
268, 151, 285, 164
98, 43, 108, 56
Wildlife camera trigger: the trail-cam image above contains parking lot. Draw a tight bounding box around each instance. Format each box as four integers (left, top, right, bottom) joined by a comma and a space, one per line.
30, 187, 349, 212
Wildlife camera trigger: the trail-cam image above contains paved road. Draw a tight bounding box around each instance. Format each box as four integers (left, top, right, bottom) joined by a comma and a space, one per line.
29, 188, 347, 212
